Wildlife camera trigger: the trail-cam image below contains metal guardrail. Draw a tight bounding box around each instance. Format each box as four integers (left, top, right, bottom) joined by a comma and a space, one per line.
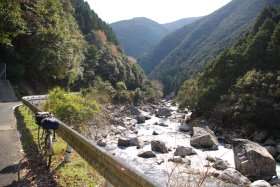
22, 95, 159, 187
0, 63, 6, 80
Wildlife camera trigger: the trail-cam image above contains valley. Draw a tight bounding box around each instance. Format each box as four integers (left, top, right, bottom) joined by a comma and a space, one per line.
1, 0, 280, 186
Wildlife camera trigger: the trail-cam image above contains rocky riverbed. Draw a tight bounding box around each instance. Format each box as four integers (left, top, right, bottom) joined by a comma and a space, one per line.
93, 100, 280, 187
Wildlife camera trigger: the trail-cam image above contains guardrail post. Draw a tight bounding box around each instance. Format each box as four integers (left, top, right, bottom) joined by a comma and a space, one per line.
64, 144, 73, 162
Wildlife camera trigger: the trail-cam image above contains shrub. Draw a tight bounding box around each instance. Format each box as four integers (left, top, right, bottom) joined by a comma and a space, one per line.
45, 87, 99, 131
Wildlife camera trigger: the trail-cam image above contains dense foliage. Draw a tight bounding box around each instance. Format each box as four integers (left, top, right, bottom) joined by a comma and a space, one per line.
177, 7, 280, 129
140, 0, 280, 93
45, 87, 99, 131
82, 77, 163, 105
0, 0, 146, 94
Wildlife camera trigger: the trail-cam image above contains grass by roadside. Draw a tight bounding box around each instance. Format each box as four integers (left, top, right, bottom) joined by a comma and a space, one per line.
16, 105, 104, 187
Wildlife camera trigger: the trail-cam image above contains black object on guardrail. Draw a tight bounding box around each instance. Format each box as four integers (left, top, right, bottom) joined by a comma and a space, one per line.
41, 117, 60, 130
35, 112, 51, 125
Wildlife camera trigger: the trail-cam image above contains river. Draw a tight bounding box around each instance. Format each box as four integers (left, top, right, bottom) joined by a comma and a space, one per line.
98, 101, 280, 186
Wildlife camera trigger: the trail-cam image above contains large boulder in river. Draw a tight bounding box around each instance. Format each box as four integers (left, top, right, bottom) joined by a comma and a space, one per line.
118, 137, 139, 147
190, 127, 219, 150
155, 108, 172, 117
232, 139, 276, 180
151, 140, 168, 153
218, 168, 251, 186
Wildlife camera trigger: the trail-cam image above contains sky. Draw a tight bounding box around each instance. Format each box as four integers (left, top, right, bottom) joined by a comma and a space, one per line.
86, 0, 232, 24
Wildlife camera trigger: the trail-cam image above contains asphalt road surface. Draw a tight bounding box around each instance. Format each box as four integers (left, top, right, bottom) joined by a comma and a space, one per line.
0, 80, 22, 186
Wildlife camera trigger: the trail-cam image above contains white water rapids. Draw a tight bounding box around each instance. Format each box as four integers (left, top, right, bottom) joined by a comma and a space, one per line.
97, 101, 280, 186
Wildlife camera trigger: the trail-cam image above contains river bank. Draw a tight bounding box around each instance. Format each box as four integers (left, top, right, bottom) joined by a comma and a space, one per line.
92, 100, 280, 186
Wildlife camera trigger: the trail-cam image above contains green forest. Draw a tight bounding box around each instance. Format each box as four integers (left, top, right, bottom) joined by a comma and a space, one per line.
0, 0, 161, 103
177, 7, 280, 129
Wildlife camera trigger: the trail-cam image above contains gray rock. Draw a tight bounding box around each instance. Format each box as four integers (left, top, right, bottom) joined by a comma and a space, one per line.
136, 115, 146, 124
118, 137, 139, 147
152, 131, 159, 135
145, 116, 151, 120
158, 123, 168, 127
174, 146, 196, 157
213, 158, 230, 170
250, 180, 271, 187
190, 127, 219, 150
265, 146, 277, 157
179, 124, 192, 132
151, 140, 168, 153
253, 131, 268, 143
97, 139, 106, 147
218, 168, 251, 186
137, 151, 156, 158
233, 139, 276, 181
156, 108, 172, 117
206, 155, 216, 162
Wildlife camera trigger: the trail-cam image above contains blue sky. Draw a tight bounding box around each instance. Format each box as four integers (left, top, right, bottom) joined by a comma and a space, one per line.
86, 0, 231, 24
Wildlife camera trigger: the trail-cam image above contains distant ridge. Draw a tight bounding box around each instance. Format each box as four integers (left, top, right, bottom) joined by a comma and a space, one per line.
111, 17, 200, 58
163, 17, 201, 32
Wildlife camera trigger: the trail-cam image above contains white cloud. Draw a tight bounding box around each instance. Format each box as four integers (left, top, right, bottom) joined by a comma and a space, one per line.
86, 0, 231, 24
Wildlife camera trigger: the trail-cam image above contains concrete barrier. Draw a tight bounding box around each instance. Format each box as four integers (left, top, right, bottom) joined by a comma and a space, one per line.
22, 96, 159, 187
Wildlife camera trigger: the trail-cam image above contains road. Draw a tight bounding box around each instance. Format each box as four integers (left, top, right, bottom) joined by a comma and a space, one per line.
0, 80, 22, 187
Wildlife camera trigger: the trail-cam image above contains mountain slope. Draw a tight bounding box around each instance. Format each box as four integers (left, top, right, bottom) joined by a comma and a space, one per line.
111, 17, 168, 58
163, 17, 201, 32
111, 17, 201, 59
141, 0, 280, 93
177, 7, 280, 129
0, 0, 146, 92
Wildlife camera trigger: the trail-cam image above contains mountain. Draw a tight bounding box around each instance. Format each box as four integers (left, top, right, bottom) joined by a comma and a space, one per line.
111, 17, 201, 58
0, 0, 146, 92
111, 17, 168, 58
177, 7, 280, 130
140, 0, 280, 93
163, 17, 201, 32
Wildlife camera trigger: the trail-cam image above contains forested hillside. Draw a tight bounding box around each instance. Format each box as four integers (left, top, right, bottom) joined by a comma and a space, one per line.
177, 7, 280, 129
111, 17, 168, 58
140, 0, 280, 93
0, 0, 147, 94
111, 17, 200, 59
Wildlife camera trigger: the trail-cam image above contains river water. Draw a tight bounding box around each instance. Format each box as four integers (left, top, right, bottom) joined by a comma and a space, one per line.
99, 101, 280, 186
